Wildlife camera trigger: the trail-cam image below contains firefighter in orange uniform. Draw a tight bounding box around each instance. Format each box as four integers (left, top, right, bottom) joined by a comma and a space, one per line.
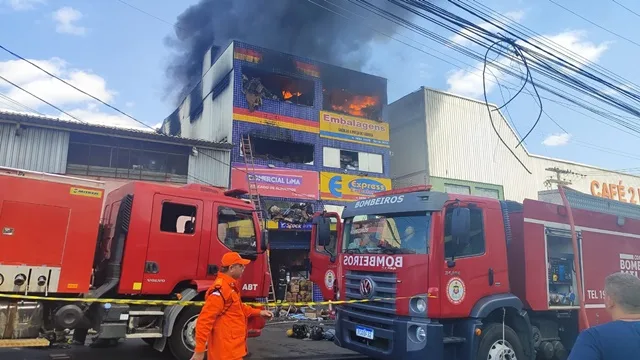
191, 252, 273, 360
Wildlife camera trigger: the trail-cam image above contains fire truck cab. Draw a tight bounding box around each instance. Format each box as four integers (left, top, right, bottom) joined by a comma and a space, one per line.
310, 184, 640, 360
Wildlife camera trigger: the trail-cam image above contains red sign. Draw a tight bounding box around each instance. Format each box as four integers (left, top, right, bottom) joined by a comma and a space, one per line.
231, 164, 319, 200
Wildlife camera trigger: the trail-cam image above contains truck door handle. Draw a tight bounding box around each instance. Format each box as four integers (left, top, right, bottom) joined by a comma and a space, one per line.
145, 261, 159, 274
488, 268, 494, 286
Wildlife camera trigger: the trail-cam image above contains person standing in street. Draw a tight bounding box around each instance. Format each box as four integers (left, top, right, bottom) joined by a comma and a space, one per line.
568, 272, 640, 360
190, 252, 273, 360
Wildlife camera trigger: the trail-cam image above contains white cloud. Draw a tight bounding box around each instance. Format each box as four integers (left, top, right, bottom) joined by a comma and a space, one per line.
446, 30, 609, 99
450, 10, 525, 46
52, 7, 87, 36
4, 0, 45, 11
542, 133, 572, 146
523, 30, 609, 68
0, 57, 149, 131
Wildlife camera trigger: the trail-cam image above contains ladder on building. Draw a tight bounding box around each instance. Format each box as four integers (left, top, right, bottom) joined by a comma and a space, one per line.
240, 135, 277, 307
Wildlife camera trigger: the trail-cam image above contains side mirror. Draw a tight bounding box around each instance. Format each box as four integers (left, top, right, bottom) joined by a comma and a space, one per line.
260, 229, 269, 251
451, 207, 471, 248
313, 216, 331, 247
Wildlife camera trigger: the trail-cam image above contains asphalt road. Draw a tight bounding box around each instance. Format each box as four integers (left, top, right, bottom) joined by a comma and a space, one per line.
0, 322, 371, 360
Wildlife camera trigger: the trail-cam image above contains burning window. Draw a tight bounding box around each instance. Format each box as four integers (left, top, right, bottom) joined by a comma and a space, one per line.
241, 67, 315, 111
324, 89, 382, 121
248, 136, 314, 165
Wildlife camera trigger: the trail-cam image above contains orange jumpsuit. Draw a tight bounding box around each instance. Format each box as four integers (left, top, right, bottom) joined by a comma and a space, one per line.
194, 272, 262, 360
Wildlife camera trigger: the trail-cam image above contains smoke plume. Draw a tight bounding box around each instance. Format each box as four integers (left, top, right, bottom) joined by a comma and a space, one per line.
164, 0, 414, 102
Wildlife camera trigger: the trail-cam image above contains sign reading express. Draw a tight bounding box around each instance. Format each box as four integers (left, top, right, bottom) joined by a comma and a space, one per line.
590, 180, 640, 204
320, 172, 391, 201
319, 111, 389, 148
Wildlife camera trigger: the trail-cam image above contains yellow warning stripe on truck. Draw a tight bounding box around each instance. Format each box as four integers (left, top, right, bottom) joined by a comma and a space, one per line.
0, 293, 436, 307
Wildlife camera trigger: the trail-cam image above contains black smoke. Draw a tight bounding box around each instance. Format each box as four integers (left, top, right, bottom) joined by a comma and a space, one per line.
164, 0, 415, 103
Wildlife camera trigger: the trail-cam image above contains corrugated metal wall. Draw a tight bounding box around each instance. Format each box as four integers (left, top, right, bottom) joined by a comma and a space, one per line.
188, 147, 231, 188
0, 122, 68, 173
421, 88, 640, 202
387, 89, 429, 189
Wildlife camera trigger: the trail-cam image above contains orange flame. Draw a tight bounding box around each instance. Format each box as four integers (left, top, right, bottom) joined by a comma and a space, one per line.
282, 90, 302, 100
331, 95, 379, 117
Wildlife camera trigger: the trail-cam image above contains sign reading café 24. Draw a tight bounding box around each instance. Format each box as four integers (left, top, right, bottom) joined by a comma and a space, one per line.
590, 180, 640, 204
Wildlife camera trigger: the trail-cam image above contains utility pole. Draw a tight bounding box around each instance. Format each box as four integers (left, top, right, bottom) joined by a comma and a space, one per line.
544, 167, 585, 189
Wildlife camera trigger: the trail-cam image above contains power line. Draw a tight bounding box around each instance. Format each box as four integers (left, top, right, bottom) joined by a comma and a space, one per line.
0, 74, 85, 123
546, 0, 640, 48
0, 44, 153, 130
612, 0, 640, 18
115, 0, 186, 31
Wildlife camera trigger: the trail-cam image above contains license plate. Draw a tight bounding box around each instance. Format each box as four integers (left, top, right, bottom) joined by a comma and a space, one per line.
355, 326, 374, 340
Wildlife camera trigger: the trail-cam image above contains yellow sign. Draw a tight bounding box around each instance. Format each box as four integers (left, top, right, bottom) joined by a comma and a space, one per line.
590, 180, 639, 204
320, 172, 391, 201
319, 111, 389, 148
69, 187, 103, 199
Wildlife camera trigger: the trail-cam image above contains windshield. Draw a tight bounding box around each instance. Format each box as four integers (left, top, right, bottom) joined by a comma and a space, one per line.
342, 211, 431, 254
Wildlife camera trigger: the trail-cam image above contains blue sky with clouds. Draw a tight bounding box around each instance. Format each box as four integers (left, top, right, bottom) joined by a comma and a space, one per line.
0, 0, 638, 173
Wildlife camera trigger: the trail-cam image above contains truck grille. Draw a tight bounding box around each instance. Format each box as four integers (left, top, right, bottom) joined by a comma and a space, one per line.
344, 270, 396, 318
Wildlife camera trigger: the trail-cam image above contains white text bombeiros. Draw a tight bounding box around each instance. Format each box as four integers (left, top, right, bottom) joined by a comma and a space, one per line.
343, 254, 403, 268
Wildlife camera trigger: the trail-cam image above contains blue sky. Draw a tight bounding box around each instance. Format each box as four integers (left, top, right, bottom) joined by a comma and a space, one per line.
0, 0, 638, 173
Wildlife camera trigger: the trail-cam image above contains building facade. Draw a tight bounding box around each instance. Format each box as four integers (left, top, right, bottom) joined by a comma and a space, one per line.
0, 110, 232, 200
161, 41, 392, 300
387, 87, 640, 205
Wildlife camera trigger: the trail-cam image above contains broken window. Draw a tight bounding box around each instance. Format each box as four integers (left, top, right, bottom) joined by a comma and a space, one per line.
248, 136, 314, 165
321, 68, 386, 121
241, 67, 315, 111
160, 203, 197, 234
323, 147, 383, 173
323, 89, 382, 121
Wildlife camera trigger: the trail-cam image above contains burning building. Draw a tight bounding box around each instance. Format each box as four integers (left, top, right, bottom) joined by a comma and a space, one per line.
161, 41, 390, 300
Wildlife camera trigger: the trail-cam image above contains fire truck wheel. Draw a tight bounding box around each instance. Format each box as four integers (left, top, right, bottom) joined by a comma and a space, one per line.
477, 323, 526, 360
169, 306, 202, 360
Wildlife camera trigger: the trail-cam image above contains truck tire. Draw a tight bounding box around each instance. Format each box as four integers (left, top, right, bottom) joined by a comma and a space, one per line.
169, 306, 203, 360
476, 323, 526, 360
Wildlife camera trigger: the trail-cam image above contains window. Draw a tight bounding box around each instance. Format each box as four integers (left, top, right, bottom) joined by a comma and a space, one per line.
316, 217, 338, 256
476, 187, 500, 199
323, 147, 383, 173
160, 203, 197, 234
245, 136, 314, 165
444, 207, 485, 258
241, 67, 315, 109
342, 212, 431, 254
445, 183, 471, 195
321, 69, 386, 121
217, 207, 257, 252
66, 132, 190, 183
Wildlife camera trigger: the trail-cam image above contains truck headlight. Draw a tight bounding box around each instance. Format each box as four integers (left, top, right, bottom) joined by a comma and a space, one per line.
416, 298, 427, 313
416, 327, 426, 342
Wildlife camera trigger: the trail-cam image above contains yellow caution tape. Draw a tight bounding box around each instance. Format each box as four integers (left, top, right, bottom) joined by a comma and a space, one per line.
0, 293, 436, 308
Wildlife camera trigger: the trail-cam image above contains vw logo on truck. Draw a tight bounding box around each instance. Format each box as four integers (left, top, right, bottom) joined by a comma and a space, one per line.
359, 277, 375, 298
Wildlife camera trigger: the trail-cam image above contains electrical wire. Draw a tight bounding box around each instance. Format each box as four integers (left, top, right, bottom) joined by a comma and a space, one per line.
611, 0, 640, 18
547, 0, 640, 48
482, 39, 531, 174
0, 74, 85, 123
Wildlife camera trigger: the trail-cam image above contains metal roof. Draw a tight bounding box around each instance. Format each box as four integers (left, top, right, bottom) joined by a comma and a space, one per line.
0, 110, 233, 150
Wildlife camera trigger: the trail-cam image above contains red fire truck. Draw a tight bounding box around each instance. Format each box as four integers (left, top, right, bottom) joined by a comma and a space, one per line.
309, 184, 640, 360
0, 166, 270, 360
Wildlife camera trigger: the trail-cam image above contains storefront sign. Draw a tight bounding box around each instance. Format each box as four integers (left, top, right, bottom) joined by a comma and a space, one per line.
231, 164, 319, 200
278, 222, 313, 230
590, 180, 640, 205
320, 172, 391, 201
319, 111, 389, 148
